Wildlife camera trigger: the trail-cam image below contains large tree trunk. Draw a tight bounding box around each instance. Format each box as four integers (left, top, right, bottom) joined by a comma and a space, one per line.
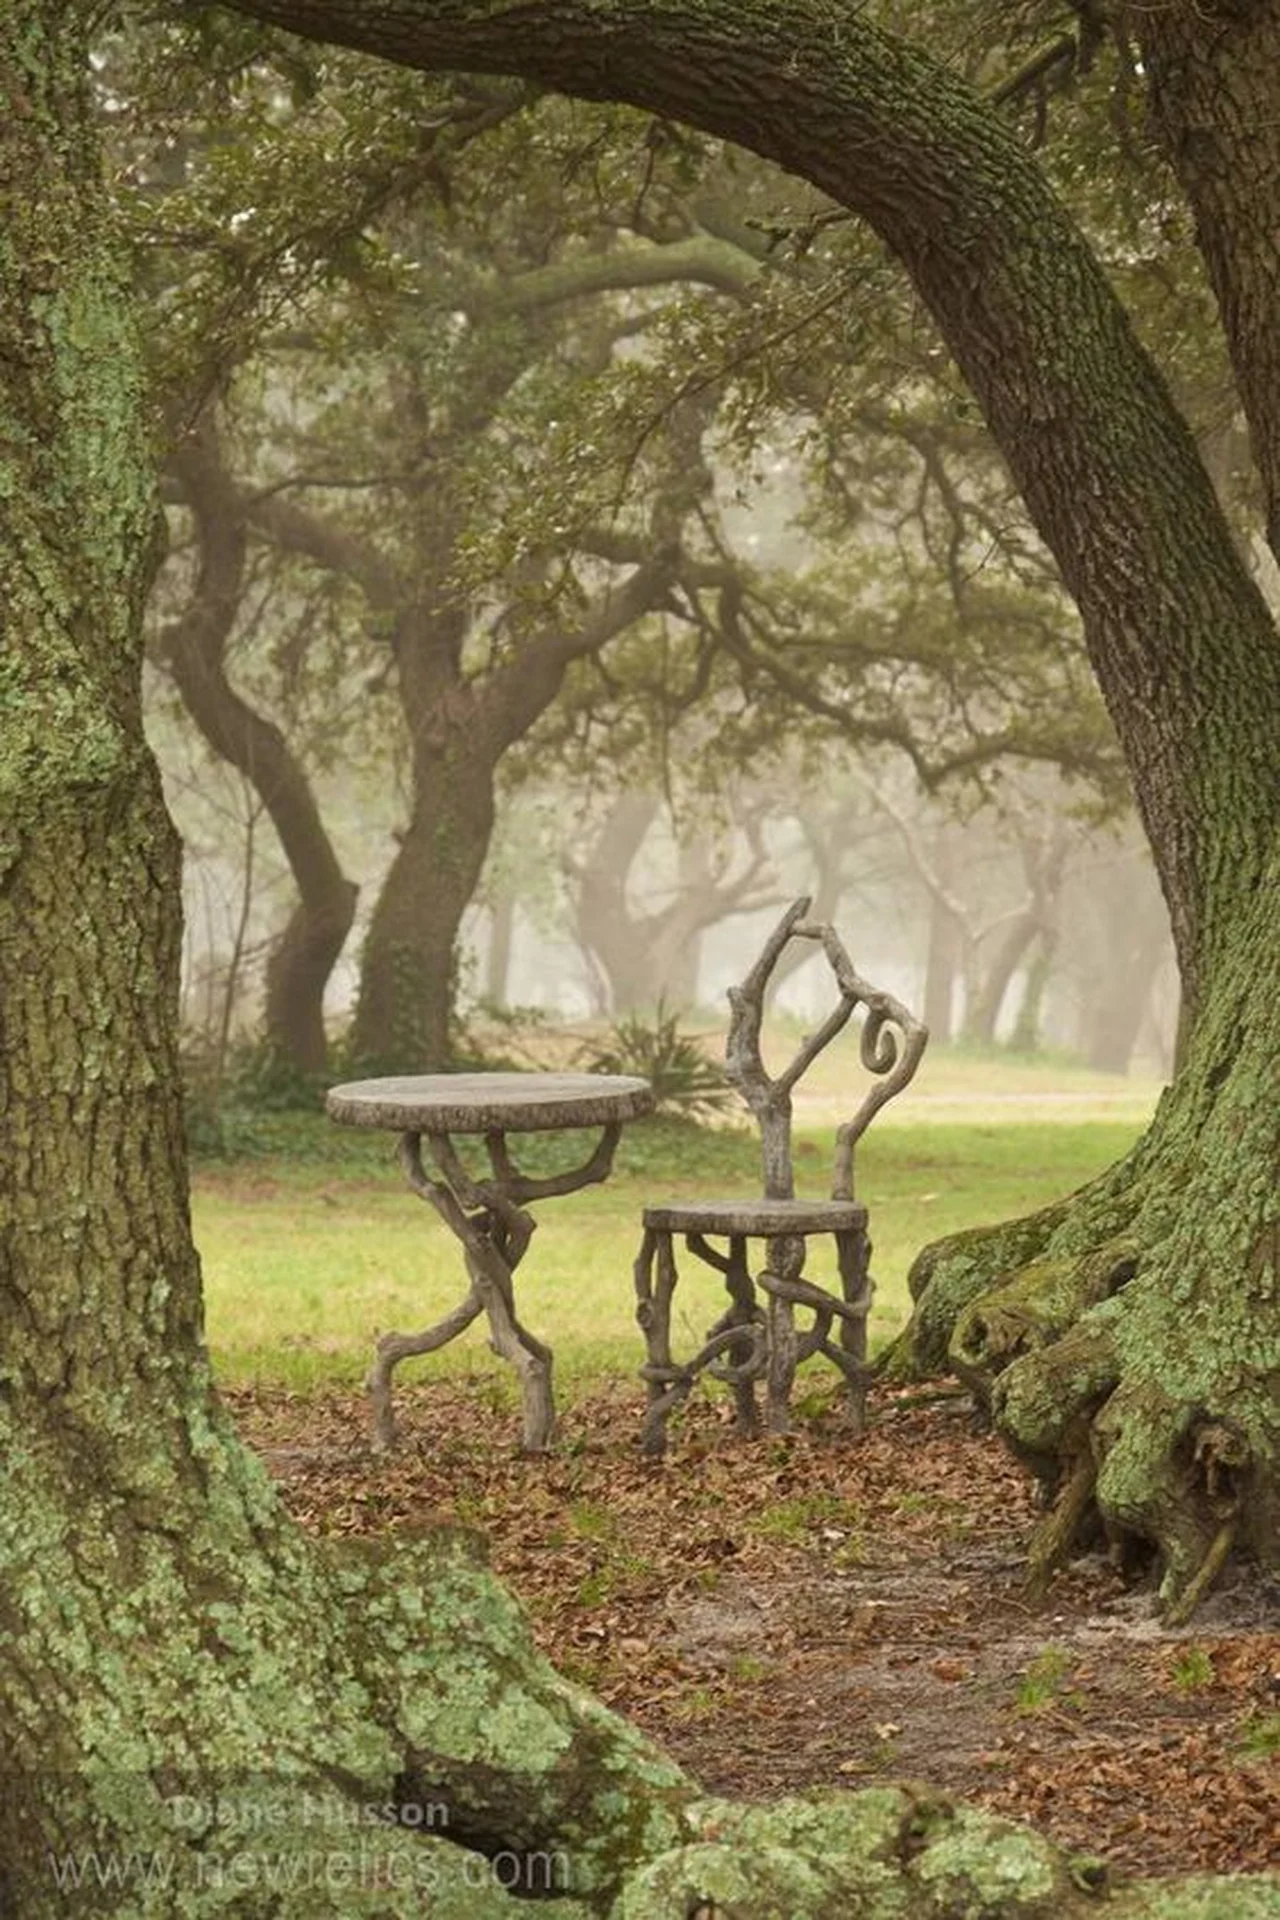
0, 21, 675, 1906
351, 743, 495, 1070
224, 0, 1280, 1609
349, 534, 671, 1066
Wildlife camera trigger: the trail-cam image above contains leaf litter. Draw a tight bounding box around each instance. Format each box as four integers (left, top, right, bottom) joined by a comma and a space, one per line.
230, 1378, 1279, 1881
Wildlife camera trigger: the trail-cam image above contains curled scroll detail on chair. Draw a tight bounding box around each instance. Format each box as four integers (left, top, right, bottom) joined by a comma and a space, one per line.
724, 896, 929, 1203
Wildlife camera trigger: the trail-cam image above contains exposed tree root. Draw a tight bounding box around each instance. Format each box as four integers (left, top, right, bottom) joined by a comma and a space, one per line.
890, 954, 1279, 1618
877, 1194, 1075, 1383
1025, 1444, 1097, 1603
1165, 1519, 1238, 1629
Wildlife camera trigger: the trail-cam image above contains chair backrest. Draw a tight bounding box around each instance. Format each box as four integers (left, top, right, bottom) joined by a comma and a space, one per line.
723, 897, 928, 1203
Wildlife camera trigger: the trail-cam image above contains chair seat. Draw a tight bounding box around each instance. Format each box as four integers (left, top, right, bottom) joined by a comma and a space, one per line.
642, 1198, 868, 1236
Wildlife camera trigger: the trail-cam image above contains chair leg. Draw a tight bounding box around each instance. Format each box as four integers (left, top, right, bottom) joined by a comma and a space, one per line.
635, 1228, 688, 1456
763, 1234, 804, 1434
836, 1223, 874, 1435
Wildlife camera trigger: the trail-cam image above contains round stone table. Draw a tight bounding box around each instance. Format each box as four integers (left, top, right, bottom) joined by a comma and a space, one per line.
327, 1072, 653, 1451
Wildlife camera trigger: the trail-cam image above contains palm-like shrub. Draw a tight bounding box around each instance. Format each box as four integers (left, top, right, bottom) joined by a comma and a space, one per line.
578, 1001, 735, 1119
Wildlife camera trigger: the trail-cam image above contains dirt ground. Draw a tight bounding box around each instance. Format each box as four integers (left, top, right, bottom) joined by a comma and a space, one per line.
233, 1378, 1280, 1884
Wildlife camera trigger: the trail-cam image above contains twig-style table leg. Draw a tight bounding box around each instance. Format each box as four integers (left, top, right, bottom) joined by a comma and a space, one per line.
328, 1071, 652, 1452
369, 1122, 622, 1453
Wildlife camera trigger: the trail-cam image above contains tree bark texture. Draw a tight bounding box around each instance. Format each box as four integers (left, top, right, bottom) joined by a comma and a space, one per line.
163, 418, 358, 1074
0, 15, 681, 1907
889, 840, 1279, 1596
1128, 0, 1280, 563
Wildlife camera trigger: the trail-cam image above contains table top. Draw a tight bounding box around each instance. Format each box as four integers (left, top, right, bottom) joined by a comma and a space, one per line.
326, 1071, 653, 1135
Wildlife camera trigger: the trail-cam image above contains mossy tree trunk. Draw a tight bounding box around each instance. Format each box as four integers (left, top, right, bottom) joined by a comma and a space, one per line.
0, 15, 689, 1909
350, 555, 672, 1070
223, 0, 1280, 1608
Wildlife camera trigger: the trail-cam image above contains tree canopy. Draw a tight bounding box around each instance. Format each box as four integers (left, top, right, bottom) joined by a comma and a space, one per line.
136, 35, 1125, 1072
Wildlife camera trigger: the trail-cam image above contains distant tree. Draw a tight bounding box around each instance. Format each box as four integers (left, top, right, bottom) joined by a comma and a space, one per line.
156, 410, 359, 1074
134, 34, 1124, 1075
861, 774, 1079, 1049
1073, 841, 1176, 1075
566, 787, 779, 1013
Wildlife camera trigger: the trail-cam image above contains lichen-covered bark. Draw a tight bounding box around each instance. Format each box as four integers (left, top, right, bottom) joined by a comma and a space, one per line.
892, 845, 1280, 1604
0, 9, 681, 1908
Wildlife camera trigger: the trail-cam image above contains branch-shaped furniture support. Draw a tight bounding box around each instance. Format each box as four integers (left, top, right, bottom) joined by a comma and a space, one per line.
635, 898, 927, 1455
326, 1073, 652, 1451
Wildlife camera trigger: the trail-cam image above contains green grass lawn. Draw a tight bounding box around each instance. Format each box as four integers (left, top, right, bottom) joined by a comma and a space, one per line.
194, 1050, 1158, 1395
